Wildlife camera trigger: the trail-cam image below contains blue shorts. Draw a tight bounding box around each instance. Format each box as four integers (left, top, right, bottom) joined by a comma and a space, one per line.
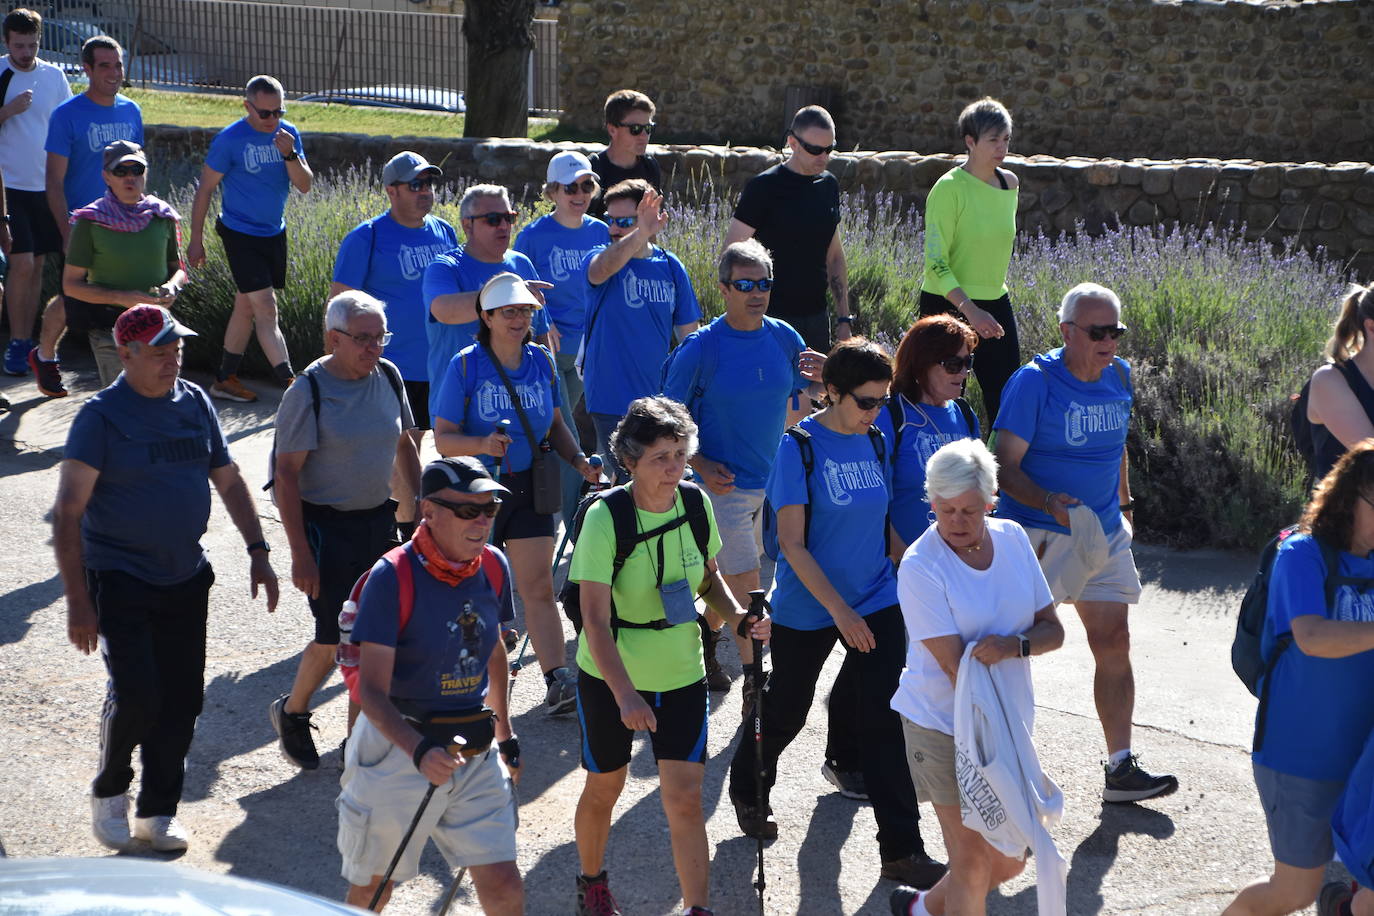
1253, 760, 1344, 869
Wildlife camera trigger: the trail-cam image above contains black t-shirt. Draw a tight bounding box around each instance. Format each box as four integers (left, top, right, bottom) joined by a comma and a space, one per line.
588, 150, 663, 218
732, 164, 841, 319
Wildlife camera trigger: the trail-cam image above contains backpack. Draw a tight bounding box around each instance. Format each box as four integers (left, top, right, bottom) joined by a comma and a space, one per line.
1290, 361, 1374, 478
337, 541, 506, 704
761, 423, 886, 562
885, 395, 977, 459
558, 481, 711, 634
659, 316, 803, 414
264, 359, 406, 493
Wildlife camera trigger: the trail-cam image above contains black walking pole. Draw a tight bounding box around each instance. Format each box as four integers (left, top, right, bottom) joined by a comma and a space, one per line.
739, 588, 772, 916
435, 866, 468, 915
369, 781, 438, 911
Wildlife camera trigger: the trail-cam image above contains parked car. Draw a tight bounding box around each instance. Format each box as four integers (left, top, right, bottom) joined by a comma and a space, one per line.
297, 85, 465, 114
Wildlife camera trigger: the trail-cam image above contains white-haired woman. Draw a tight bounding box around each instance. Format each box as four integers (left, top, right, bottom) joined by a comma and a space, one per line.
889, 438, 1064, 916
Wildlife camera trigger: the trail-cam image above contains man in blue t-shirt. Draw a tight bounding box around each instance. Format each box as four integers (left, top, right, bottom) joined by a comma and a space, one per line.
331, 151, 457, 539
581, 178, 700, 482
187, 75, 312, 404
338, 457, 522, 913
993, 281, 1177, 805
52, 305, 279, 854
422, 183, 551, 421
32, 35, 141, 398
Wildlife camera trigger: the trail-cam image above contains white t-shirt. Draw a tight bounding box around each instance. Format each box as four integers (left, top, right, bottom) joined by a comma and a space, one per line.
892, 516, 1053, 735
0, 56, 72, 191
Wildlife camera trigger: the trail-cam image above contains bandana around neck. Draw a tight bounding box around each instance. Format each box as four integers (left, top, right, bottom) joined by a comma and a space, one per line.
70, 190, 181, 233
410, 520, 483, 586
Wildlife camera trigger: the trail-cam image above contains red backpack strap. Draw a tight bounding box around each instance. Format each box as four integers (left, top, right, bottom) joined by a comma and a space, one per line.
479, 544, 505, 598
388, 543, 416, 634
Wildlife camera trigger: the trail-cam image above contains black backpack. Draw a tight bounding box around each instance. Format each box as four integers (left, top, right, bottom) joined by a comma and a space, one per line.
559, 481, 711, 634
760, 423, 886, 561
1290, 361, 1374, 478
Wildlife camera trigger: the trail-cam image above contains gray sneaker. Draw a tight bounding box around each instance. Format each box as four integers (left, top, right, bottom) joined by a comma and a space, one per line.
133, 815, 189, 852
91, 792, 131, 850
545, 666, 578, 716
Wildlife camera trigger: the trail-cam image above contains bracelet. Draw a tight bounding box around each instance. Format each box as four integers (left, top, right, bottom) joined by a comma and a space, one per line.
1042, 492, 1056, 514
834, 316, 854, 325
1120, 501, 1135, 512
245, 540, 270, 555
412, 737, 440, 771
283, 151, 300, 162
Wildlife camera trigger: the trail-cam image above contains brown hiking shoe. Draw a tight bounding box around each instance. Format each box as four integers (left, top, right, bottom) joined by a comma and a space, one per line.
210, 374, 258, 403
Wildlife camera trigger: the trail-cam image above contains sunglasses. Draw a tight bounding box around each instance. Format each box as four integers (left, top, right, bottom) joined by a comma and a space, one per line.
727, 278, 774, 293
428, 496, 501, 519
1072, 322, 1128, 341
337, 329, 393, 348
395, 178, 435, 192
109, 162, 145, 177
790, 131, 836, 156
850, 393, 890, 411
254, 107, 285, 119
469, 211, 518, 227
560, 179, 596, 195
939, 354, 975, 374
606, 215, 638, 229
493, 306, 535, 320
615, 121, 656, 136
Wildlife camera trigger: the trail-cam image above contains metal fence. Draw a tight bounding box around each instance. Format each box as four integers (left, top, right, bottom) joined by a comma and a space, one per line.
35, 0, 561, 116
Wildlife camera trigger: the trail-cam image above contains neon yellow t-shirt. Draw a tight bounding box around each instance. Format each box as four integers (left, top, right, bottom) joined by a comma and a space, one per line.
570, 488, 722, 692
921, 166, 1018, 300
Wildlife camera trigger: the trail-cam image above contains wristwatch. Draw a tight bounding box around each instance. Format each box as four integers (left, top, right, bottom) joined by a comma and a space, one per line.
1018, 634, 1031, 657
283, 151, 299, 162
245, 540, 271, 555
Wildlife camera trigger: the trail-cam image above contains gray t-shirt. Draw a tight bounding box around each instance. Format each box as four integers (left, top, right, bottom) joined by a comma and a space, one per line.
274, 358, 414, 511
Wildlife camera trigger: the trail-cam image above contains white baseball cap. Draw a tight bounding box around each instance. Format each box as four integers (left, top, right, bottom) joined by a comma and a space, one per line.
546, 150, 597, 186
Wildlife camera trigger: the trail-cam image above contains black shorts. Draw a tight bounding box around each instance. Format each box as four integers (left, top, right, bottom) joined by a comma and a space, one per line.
777, 309, 831, 353
302, 499, 398, 644
575, 670, 709, 772
403, 379, 430, 430
7, 189, 62, 256
215, 218, 287, 293
490, 467, 555, 544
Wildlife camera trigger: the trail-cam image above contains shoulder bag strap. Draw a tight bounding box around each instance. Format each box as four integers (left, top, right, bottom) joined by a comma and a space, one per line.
483, 343, 545, 450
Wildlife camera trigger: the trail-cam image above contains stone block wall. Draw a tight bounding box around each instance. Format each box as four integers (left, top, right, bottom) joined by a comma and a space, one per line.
556, 0, 1374, 164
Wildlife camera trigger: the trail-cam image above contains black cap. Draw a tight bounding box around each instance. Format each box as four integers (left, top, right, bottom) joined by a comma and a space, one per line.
420, 456, 510, 499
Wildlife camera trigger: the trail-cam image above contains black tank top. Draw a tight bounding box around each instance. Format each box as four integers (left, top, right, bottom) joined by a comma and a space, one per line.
1312, 360, 1374, 479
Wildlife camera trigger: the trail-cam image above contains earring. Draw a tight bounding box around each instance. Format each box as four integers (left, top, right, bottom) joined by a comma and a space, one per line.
926, 510, 937, 525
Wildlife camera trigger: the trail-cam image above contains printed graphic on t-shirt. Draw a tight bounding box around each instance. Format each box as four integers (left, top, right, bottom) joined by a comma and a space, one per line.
915, 428, 964, 468
242, 142, 283, 174
820, 456, 886, 507
85, 120, 136, 152
399, 242, 451, 281
1334, 585, 1374, 623
473, 379, 544, 422
1063, 399, 1129, 447
445, 599, 488, 688
546, 244, 593, 282
622, 266, 675, 309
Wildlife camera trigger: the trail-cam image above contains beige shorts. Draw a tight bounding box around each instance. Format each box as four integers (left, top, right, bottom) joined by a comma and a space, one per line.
901, 716, 960, 808
1027, 521, 1143, 605
336, 714, 518, 887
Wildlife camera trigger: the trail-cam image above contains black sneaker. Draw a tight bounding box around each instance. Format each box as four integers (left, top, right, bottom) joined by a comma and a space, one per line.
268, 693, 320, 769
576, 870, 622, 916
821, 760, 869, 800
1102, 754, 1178, 804
1318, 880, 1355, 916
889, 886, 921, 916
703, 624, 730, 692
28, 347, 66, 398
880, 852, 947, 889
731, 797, 778, 839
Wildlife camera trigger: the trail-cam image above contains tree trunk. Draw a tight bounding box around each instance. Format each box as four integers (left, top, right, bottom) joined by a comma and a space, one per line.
462, 0, 534, 138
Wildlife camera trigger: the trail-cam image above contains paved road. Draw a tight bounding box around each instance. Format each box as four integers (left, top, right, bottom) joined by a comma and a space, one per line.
0, 353, 1347, 914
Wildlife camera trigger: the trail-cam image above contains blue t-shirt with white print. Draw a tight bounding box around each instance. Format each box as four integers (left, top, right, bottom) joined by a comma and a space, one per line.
993, 349, 1131, 535
513, 213, 609, 354
333, 213, 459, 381
44, 93, 142, 211
432, 342, 561, 474
874, 394, 980, 545
581, 245, 701, 417
765, 415, 898, 631
205, 118, 305, 236
662, 315, 807, 491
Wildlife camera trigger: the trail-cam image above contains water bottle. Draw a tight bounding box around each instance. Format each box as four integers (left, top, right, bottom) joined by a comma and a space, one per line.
336, 599, 360, 667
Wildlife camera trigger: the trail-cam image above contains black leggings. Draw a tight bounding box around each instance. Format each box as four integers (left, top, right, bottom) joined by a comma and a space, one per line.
919, 290, 1021, 426
728, 604, 925, 861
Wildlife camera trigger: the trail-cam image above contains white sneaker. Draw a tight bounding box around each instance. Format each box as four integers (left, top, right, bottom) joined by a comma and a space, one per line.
133, 815, 190, 852
91, 792, 131, 850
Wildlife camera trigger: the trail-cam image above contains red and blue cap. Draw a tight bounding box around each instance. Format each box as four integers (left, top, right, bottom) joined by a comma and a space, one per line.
113, 305, 199, 347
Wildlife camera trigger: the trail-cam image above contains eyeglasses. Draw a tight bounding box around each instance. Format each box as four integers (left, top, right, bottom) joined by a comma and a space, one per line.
427, 496, 502, 519
336, 329, 393, 348
493, 306, 535, 320
394, 178, 435, 192
1072, 322, 1128, 341
109, 163, 145, 177
615, 121, 656, 136
849, 393, 890, 411
468, 211, 518, 227
938, 354, 975, 374
727, 278, 774, 293
254, 107, 285, 119
606, 216, 638, 228
790, 131, 836, 156
560, 179, 596, 195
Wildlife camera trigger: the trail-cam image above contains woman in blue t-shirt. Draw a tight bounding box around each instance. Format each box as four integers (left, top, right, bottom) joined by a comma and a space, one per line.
1224, 442, 1374, 916
877, 314, 981, 555
726, 338, 945, 889
433, 273, 600, 717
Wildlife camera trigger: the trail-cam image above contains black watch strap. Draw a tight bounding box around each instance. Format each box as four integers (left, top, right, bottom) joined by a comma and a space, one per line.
245, 540, 270, 555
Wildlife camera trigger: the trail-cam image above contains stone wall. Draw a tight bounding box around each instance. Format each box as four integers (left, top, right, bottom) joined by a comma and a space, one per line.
144, 126, 1374, 273
556, 0, 1374, 164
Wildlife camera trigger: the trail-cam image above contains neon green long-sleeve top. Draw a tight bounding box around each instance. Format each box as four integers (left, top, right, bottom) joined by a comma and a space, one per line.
921, 166, 1018, 301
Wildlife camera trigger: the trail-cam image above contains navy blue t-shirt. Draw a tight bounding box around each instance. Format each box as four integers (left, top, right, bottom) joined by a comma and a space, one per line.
205, 118, 305, 236
44, 93, 142, 211
513, 213, 609, 354
432, 343, 561, 474
63, 377, 230, 585
874, 395, 980, 544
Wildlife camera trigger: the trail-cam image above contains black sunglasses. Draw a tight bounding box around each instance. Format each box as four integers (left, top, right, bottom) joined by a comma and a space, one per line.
469, 211, 518, 227
109, 162, 145, 177
938, 354, 975, 374
254, 107, 285, 119
606, 215, 637, 228
790, 131, 836, 156
427, 496, 501, 519
727, 278, 774, 293
615, 121, 656, 136
850, 393, 890, 411
560, 179, 596, 195
1072, 322, 1128, 341
394, 178, 435, 192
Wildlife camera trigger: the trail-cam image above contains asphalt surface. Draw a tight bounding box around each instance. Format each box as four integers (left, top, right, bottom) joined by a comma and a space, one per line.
0, 348, 1351, 914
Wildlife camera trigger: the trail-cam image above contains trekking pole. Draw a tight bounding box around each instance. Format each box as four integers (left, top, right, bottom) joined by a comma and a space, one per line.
495, 419, 511, 478
740, 588, 772, 916
508, 632, 532, 703
435, 866, 468, 915
368, 734, 464, 911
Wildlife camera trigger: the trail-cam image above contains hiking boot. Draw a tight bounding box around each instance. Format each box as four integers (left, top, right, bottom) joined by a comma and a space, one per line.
889, 886, 922, 916
210, 374, 257, 403
1318, 880, 1356, 916
821, 760, 869, 801
4, 338, 31, 376
544, 666, 577, 716
741, 673, 758, 723
576, 870, 622, 916
703, 624, 731, 691
880, 851, 947, 889
731, 797, 778, 839
91, 791, 131, 850
268, 693, 320, 769
1102, 754, 1178, 804
133, 815, 190, 852
29, 347, 67, 398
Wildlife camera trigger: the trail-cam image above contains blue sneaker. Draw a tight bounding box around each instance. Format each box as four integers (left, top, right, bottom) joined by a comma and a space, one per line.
4, 338, 32, 376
